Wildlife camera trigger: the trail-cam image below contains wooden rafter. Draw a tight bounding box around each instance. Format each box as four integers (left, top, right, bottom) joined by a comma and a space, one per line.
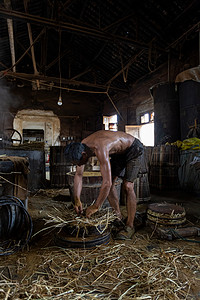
0, 8, 149, 49
45, 48, 71, 72
106, 49, 146, 86
23, 0, 38, 76
3, 71, 129, 93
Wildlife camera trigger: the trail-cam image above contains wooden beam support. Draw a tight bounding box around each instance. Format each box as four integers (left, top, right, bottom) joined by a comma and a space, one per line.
23, 0, 39, 76
4, 0, 16, 72
3, 71, 129, 93
106, 49, 146, 86
45, 48, 71, 71
0, 8, 149, 49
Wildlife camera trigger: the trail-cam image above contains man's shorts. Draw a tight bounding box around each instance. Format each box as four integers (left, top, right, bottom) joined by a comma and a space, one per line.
110, 138, 145, 182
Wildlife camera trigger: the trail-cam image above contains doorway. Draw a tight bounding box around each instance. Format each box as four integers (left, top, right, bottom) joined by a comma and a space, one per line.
13, 109, 61, 180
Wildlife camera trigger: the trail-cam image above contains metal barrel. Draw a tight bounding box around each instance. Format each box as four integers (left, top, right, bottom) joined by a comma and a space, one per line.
151, 82, 181, 145
178, 80, 200, 140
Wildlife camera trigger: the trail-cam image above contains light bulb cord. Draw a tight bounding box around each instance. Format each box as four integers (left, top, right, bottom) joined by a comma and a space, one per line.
59, 29, 62, 98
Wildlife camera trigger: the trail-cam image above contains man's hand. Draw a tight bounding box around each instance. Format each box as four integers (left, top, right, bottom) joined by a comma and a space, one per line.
74, 198, 83, 215
86, 204, 99, 218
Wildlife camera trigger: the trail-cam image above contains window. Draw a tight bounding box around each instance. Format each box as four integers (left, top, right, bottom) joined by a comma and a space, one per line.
103, 114, 118, 131
140, 111, 154, 124
150, 112, 154, 122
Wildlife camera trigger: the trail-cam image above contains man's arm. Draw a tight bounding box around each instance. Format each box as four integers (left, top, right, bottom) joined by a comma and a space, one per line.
74, 164, 85, 214
86, 149, 112, 217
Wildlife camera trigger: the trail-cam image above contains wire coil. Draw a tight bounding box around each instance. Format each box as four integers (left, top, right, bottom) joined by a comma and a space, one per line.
0, 195, 33, 256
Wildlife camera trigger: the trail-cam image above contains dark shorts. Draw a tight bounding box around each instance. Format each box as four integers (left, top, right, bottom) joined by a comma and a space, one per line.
110, 138, 145, 182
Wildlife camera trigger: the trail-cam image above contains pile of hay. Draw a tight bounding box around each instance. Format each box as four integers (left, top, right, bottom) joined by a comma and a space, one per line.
0, 234, 200, 299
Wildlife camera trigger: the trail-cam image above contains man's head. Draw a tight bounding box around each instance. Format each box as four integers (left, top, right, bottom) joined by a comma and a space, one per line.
65, 142, 89, 166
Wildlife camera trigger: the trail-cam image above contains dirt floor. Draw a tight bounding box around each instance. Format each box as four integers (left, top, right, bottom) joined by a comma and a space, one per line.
0, 188, 200, 299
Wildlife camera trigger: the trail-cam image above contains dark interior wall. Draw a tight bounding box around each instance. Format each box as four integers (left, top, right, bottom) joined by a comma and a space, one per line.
102, 64, 169, 128
0, 78, 22, 132
129, 38, 199, 111
103, 39, 199, 129
60, 114, 104, 142
0, 112, 14, 132
0, 82, 103, 141
103, 92, 129, 131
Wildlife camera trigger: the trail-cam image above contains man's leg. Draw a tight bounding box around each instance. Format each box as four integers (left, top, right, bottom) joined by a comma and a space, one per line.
107, 177, 122, 219
113, 180, 136, 240
123, 180, 137, 229
114, 180, 136, 240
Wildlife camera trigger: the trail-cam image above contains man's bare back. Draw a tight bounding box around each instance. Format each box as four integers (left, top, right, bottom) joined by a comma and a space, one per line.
82, 130, 135, 156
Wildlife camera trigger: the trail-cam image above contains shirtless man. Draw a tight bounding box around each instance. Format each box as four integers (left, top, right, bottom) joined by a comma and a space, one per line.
65, 130, 144, 239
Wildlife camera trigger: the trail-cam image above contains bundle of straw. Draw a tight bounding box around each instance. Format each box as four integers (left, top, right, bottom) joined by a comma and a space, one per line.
34, 206, 117, 237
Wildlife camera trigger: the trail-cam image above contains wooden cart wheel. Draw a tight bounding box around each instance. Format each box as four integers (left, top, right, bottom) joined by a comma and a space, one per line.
5, 128, 22, 145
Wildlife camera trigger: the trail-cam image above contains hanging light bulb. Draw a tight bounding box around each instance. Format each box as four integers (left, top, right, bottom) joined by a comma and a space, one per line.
57, 30, 63, 106
57, 95, 62, 106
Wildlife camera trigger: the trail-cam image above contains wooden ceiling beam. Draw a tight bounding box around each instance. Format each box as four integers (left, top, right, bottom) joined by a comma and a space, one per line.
106, 49, 146, 85
62, 0, 77, 11
3, 71, 129, 93
103, 12, 135, 31
0, 8, 149, 49
4, 0, 16, 72
45, 48, 71, 71
16, 37, 41, 71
